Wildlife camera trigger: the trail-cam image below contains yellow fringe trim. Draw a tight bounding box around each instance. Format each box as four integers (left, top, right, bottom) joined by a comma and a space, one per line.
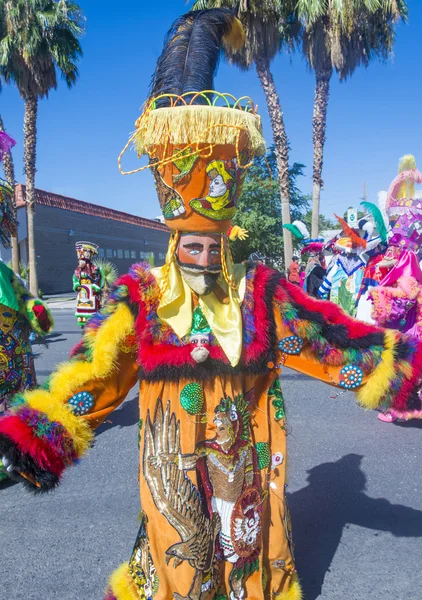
357, 329, 397, 410
23, 303, 135, 457
107, 563, 139, 600
133, 105, 265, 157
273, 574, 303, 600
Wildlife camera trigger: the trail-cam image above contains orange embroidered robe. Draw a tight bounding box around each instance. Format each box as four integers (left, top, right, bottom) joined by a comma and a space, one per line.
0, 263, 421, 600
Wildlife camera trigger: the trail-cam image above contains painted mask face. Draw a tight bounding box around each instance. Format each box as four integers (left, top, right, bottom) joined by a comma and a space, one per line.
208, 173, 228, 198
214, 413, 235, 447
0, 306, 15, 333
390, 297, 415, 323
190, 333, 210, 363
176, 233, 222, 296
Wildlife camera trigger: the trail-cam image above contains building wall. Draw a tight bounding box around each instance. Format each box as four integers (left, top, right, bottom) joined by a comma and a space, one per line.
32, 205, 169, 294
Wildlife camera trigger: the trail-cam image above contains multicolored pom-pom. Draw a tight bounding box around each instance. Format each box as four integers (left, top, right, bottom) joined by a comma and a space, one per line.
67, 391, 94, 416
180, 383, 204, 415
255, 441, 271, 470
339, 365, 364, 389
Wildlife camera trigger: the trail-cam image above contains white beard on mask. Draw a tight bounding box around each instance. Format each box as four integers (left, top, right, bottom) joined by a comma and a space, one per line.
178, 265, 221, 296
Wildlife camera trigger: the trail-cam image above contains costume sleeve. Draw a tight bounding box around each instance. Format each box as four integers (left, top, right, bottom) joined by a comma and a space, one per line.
0, 282, 139, 491
317, 265, 334, 299
12, 272, 54, 335
274, 278, 422, 420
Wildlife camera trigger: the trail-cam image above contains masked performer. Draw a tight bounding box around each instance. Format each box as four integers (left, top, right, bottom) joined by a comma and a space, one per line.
0, 132, 53, 480
318, 216, 368, 315
73, 241, 105, 327
1, 10, 422, 600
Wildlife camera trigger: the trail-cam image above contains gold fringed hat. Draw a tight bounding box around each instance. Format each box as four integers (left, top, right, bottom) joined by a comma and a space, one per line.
118, 9, 265, 235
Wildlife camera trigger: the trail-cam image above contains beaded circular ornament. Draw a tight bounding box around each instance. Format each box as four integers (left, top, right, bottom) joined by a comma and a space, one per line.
67, 391, 94, 416
180, 382, 204, 415
339, 365, 364, 389
278, 335, 303, 355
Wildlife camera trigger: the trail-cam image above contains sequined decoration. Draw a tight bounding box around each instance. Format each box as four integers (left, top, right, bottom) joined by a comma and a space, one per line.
180, 382, 204, 415
278, 335, 303, 355
120, 331, 138, 354
339, 365, 364, 389
268, 378, 285, 421
67, 391, 94, 416
128, 512, 159, 599
255, 441, 271, 470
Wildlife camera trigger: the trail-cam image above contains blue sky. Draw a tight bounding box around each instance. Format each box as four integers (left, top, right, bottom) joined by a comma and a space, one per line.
1, 0, 421, 221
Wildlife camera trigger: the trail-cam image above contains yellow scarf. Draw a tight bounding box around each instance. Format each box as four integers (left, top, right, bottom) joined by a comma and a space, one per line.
152, 255, 246, 367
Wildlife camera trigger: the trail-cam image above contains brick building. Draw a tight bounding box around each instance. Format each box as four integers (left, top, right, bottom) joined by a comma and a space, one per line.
2, 185, 169, 294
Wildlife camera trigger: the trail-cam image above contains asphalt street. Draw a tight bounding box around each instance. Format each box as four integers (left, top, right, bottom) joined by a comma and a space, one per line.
1, 310, 422, 600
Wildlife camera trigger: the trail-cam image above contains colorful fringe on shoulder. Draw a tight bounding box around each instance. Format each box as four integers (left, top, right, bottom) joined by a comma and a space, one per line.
0, 277, 137, 491
275, 278, 422, 418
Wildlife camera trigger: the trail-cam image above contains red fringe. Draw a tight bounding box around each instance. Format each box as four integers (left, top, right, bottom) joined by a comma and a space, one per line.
281, 278, 384, 338
0, 416, 65, 477
244, 265, 273, 363
392, 339, 422, 411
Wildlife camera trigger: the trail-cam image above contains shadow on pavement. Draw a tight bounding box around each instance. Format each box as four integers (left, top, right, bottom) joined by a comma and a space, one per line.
395, 419, 422, 430
289, 454, 422, 600
96, 395, 139, 434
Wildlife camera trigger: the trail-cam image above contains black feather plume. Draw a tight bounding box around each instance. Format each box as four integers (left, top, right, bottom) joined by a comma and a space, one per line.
149, 9, 240, 108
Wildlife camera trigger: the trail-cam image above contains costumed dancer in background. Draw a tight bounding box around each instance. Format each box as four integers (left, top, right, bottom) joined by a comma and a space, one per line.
366, 157, 422, 423
354, 204, 389, 323
1, 10, 422, 600
283, 221, 326, 297
73, 241, 105, 327
0, 131, 53, 480
317, 215, 367, 315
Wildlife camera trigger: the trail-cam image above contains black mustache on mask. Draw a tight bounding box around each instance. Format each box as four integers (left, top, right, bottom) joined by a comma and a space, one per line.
176, 258, 222, 273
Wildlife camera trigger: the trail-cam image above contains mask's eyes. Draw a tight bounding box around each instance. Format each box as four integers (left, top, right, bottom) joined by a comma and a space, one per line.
210, 249, 220, 256
200, 337, 208, 344
188, 249, 200, 255
191, 337, 198, 344
396, 300, 402, 305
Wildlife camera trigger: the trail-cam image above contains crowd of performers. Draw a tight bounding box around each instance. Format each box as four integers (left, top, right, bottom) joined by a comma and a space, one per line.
0, 8, 421, 600
288, 154, 422, 423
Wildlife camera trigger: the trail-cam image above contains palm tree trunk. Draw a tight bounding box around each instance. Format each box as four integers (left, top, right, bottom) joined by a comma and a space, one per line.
311, 70, 332, 239
0, 114, 20, 273
255, 56, 293, 269
23, 94, 39, 296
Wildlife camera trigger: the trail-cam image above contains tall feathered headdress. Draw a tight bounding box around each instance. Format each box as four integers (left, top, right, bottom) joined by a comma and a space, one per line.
360, 201, 388, 244
334, 214, 367, 249
149, 9, 244, 107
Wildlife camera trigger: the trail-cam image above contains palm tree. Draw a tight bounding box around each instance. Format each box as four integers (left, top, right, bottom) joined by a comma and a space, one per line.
0, 0, 83, 295
296, 0, 408, 238
0, 113, 19, 271
191, 0, 299, 268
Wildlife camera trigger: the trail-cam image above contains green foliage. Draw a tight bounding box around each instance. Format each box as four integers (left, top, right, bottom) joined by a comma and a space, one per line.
0, 0, 84, 98
297, 0, 408, 79
303, 210, 336, 232
190, 0, 300, 68
231, 147, 310, 269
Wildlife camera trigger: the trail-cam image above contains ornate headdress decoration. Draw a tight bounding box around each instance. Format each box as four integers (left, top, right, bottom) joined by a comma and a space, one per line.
75, 241, 99, 260
283, 221, 324, 256
118, 9, 265, 239
0, 131, 17, 248
385, 155, 422, 252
